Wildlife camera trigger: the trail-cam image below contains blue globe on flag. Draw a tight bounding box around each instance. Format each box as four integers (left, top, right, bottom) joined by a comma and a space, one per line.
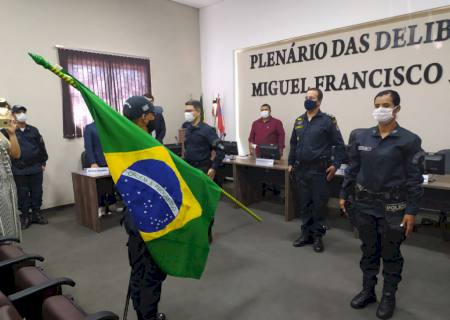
116, 159, 182, 233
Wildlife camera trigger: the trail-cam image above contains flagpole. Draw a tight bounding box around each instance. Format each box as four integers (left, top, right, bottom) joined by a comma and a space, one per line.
220, 189, 262, 222
29, 53, 79, 89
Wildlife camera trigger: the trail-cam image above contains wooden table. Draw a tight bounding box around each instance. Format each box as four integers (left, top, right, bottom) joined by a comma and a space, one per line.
71, 171, 113, 232
227, 158, 297, 221
420, 175, 450, 240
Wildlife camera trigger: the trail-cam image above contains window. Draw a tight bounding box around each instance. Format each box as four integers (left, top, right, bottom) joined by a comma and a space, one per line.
58, 48, 151, 138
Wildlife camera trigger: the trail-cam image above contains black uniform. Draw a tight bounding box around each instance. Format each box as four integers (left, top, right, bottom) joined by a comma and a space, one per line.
147, 112, 166, 143
121, 95, 167, 320
340, 125, 423, 293
183, 122, 225, 172
183, 121, 225, 242
288, 111, 346, 237
123, 211, 166, 320
8, 125, 48, 217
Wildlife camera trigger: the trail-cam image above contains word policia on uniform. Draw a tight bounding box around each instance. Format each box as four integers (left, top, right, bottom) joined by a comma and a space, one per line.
249, 19, 450, 96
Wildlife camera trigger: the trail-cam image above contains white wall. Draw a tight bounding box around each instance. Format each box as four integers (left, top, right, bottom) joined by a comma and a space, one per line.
200, 0, 450, 144
0, 0, 201, 209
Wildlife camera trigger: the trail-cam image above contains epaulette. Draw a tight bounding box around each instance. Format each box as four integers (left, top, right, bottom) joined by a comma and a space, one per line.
325, 113, 337, 123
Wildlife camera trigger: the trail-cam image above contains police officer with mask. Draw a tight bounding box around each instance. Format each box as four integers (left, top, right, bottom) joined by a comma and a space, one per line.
143, 93, 166, 143
288, 87, 346, 252
11, 105, 48, 229
122, 96, 166, 320
339, 90, 423, 320
183, 100, 225, 242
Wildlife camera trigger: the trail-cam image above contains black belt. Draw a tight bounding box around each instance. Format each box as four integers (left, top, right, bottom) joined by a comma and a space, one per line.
187, 159, 211, 168
355, 184, 406, 202
295, 160, 329, 170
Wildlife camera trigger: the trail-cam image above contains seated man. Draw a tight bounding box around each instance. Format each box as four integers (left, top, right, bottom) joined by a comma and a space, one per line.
248, 103, 285, 196
83, 122, 122, 216
248, 103, 285, 157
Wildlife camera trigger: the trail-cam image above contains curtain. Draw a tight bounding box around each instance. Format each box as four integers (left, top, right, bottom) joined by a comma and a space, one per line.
58, 48, 151, 138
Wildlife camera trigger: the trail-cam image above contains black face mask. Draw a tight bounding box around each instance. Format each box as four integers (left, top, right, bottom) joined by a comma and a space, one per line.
304, 99, 317, 111
147, 121, 156, 133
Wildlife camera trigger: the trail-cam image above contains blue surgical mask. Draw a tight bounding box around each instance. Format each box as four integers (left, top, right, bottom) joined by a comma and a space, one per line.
304, 99, 317, 111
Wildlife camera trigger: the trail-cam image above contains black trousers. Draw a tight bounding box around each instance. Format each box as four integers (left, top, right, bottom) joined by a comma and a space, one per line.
124, 213, 167, 320
97, 178, 116, 207
295, 167, 330, 237
351, 207, 406, 293
188, 161, 215, 239
14, 172, 43, 214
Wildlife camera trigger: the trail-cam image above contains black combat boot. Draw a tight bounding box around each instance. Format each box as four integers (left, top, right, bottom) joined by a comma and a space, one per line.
376, 292, 396, 319
143, 312, 165, 320
31, 210, 48, 225
351, 287, 377, 309
20, 213, 31, 230
312, 236, 324, 252
293, 233, 313, 247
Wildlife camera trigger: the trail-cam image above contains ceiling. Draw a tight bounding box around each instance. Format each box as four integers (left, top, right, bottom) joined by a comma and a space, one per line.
169, 0, 223, 9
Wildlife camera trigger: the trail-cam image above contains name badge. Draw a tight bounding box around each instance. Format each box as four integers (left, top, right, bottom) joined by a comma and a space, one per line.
385, 202, 407, 212
358, 146, 372, 151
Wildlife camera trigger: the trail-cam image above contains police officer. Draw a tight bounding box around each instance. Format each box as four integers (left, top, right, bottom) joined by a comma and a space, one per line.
339, 90, 423, 320
122, 96, 166, 320
183, 100, 225, 242
144, 93, 166, 143
288, 88, 345, 252
10, 105, 48, 229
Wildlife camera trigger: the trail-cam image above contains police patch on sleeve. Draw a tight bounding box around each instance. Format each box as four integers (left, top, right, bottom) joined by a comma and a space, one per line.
326, 113, 340, 131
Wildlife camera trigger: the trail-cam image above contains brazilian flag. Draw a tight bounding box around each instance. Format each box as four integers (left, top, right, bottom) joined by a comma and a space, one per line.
29, 53, 222, 279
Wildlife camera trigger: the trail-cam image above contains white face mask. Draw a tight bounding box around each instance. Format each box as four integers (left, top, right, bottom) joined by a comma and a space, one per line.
184, 112, 195, 122
260, 110, 270, 119
16, 112, 28, 123
372, 107, 397, 124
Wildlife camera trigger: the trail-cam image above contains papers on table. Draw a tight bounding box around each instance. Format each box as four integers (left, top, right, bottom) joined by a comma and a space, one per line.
85, 167, 110, 176
255, 158, 274, 167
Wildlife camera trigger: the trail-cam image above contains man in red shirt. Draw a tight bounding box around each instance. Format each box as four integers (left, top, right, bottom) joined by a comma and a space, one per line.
248, 104, 285, 157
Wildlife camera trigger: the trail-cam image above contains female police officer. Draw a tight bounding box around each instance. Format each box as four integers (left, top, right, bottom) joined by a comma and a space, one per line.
339, 90, 423, 320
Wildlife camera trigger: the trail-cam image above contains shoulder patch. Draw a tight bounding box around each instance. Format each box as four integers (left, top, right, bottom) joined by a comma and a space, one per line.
325, 113, 340, 131
325, 113, 337, 123
296, 116, 303, 122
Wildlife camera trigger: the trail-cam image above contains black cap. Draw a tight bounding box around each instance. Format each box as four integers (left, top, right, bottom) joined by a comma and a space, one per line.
11, 105, 27, 113
123, 96, 154, 120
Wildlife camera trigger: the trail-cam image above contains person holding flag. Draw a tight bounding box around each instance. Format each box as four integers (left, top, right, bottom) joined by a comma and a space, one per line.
122, 95, 166, 320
